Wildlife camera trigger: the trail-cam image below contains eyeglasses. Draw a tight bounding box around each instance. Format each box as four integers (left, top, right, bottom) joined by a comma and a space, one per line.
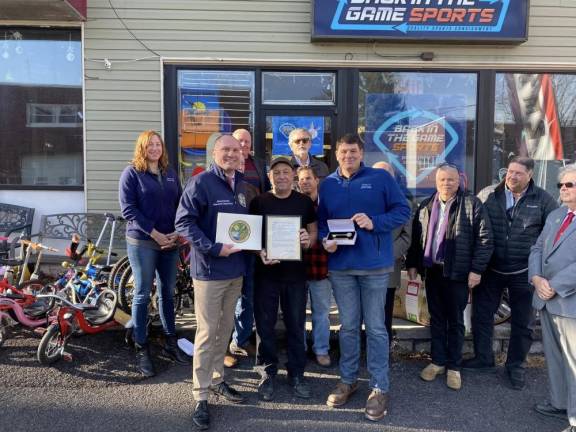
292, 137, 311, 144
437, 161, 460, 172
557, 182, 576, 189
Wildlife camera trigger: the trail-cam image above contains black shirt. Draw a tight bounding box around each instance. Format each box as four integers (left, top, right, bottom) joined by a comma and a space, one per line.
250, 190, 316, 282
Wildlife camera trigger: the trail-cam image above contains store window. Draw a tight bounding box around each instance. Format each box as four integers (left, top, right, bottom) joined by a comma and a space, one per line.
0, 28, 83, 187
262, 72, 336, 105
494, 73, 576, 198
177, 70, 254, 181
358, 72, 478, 200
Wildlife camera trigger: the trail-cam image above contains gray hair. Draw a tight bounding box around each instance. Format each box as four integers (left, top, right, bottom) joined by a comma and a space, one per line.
288, 128, 310, 144
558, 164, 576, 182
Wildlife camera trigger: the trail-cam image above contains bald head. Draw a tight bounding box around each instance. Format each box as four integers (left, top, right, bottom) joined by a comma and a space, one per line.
232, 128, 252, 160
373, 161, 394, 176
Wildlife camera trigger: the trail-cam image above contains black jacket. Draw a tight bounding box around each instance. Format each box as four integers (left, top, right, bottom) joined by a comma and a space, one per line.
406, 190, 493, 282
477, 179, 558, 273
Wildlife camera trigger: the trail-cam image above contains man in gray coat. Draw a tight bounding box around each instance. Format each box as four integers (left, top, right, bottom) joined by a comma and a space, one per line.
529, 164, 576, 432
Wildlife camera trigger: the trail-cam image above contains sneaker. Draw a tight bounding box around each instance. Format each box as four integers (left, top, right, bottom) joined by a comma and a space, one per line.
223, 352, 238, 368
534, 402, 567, 420
289, 375, 311, 399
446, 370, 462, 390
192, 400, 210, 430
258, 375, 275, 401
316, 354, 332, 368
507, 367, 525, 390
326, 382, 358, 407
210, 381, 246, 404
461, 357, 496, 373
365, 389, 388, 421
229, 341, 257, 357
420, 363, 446, 382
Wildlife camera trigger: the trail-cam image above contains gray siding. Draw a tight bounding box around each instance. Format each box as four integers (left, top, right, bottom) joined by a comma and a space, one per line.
84, 0, 576, 212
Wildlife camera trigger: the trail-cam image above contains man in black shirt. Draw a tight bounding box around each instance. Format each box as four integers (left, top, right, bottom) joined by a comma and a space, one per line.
250, 157, 317, 401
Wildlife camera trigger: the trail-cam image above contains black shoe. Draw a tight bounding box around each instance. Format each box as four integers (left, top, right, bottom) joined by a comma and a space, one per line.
288, 375, 311, 399
192, 400, 210, 430
135, 343, 156, 377
461, 357, 496, 373
507, 367, 525, 390
258, 376, 275, 401
210, 382, 246, 404
163, 335, 192, 365
534, 402, 567, 420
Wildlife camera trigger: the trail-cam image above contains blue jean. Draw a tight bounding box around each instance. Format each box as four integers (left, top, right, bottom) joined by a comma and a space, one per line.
308, 278, 332, 355
127, 243, 178, 345
232, 254, 255, 347
329, 272, 390, 391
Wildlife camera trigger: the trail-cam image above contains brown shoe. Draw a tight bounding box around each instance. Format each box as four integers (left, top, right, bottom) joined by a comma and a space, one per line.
316, 354, 331, 368
446, 369, 461, 390
365, 390, 388, 421
326, 382, 358, 407
223, 352, 238, 368
420, 363, 446, 382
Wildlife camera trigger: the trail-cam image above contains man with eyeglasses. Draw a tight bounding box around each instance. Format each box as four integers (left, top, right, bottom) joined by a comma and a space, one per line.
288, 128, 330, 183
406, 162, 493, 391
464, 156, 558, 391
529, 165, 576, 432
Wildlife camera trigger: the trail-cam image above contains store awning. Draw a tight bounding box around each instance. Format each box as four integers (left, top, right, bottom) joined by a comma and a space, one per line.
0, 0, 87, 22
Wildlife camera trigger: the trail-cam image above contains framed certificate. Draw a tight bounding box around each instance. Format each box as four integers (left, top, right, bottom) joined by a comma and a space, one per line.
266, 215, 302, 261
215, 213, 262, 251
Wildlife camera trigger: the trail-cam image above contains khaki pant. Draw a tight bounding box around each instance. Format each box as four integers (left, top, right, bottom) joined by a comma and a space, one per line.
192, 276, 243, 401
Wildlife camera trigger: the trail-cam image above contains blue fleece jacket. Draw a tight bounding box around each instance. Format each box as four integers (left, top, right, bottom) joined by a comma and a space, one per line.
119, 165, 182, 240
317, 164, 411, 271
175, 165, 248, 281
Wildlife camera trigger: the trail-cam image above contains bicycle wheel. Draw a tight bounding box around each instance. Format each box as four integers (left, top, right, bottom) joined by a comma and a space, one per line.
117, 266, 134, 313
174, 267, 194, 316
107, 255, 130, 292
37, 324, 67, 365
494, 288, 511, 325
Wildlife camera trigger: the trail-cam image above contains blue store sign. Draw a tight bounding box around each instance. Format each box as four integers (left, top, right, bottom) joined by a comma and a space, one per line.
312, 0, 529, 43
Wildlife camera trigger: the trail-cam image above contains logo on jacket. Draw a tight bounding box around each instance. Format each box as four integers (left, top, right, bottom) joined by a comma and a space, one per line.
238, 193, 247, 208
361, 183, 373, 189
229, 220, 250, 243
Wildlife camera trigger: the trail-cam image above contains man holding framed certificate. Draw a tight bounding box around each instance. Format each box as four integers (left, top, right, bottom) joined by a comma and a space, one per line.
249, 157, 317, 401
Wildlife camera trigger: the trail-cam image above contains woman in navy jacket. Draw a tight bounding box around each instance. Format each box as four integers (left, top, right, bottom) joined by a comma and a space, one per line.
119, 130, 190, 377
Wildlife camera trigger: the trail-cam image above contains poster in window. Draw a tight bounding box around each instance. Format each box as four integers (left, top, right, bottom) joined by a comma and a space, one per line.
364, 93, 467, 197
271, 116, 324, 156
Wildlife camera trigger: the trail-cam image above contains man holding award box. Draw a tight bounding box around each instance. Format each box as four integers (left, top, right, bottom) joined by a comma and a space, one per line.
318, 133, 411, 422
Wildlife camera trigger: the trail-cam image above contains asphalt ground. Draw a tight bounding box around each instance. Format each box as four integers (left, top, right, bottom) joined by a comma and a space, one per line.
0, 327, 568, 432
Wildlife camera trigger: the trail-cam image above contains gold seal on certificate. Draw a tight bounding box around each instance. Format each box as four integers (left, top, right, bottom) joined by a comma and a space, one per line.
266, 215, 302, 261
216, 213, 262, 250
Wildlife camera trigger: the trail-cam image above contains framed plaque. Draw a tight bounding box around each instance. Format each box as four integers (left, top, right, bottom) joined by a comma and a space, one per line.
266, 215, 302, 261
215, 213, 262, 251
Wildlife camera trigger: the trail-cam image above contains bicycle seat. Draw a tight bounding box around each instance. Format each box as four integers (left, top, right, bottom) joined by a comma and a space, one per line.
73, 303, 101, 311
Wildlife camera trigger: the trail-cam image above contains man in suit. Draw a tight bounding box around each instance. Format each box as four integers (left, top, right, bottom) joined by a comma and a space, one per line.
529, 164, 576, 432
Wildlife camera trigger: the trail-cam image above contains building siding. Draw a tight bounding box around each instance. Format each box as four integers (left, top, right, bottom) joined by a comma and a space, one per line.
84, 0, 576, 212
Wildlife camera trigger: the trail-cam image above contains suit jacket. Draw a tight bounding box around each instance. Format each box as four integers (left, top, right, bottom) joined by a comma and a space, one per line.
389, 217, 412, 288
529, 206, 576, 318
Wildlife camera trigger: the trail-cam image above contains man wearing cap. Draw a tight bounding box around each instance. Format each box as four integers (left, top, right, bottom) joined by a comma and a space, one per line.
250, 157, 317, 401
288, 128, 330, 182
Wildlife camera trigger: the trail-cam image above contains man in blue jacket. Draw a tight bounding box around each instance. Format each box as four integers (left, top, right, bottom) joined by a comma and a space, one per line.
175, 134, 248, 431
318, 133, 411, 422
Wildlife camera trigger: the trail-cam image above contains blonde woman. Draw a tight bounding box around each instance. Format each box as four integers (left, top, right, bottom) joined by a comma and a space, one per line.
119, 130, 190, 377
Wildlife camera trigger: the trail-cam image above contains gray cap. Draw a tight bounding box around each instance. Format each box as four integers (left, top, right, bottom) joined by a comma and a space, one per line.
269, 156, 294, 171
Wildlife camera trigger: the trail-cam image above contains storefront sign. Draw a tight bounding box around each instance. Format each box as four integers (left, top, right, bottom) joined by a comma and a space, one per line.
312, 0, 528, 43
365, 93, 467, 194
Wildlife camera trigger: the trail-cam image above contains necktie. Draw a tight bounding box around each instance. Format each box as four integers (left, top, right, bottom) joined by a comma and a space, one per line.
553, 212, 575, 245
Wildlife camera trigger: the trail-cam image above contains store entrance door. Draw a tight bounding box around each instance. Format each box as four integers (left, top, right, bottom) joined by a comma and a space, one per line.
257, 108, 337, 172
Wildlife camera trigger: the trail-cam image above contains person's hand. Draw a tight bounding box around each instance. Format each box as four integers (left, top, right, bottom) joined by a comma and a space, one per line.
351, 213, 373, 231
150, 229, 173, 248
299, 229, 311, 249
322, 238, 338, 253
219, 244, 241, 257
532, 275, 555, 300
407, 268, 418, 281
468, 272, 481, 289
259, 249, 280, 265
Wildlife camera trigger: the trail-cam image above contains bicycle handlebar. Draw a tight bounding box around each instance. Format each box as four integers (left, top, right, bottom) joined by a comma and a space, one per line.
19, 239, 59, 252
36, 293, 84, 310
